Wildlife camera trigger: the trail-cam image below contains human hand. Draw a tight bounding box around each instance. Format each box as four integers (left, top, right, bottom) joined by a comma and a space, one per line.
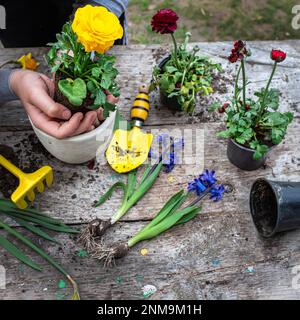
10, 70, 118, 139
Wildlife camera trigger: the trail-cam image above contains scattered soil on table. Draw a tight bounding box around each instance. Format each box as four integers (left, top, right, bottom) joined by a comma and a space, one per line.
0, 134, 52, 199
250, 180, 277, 236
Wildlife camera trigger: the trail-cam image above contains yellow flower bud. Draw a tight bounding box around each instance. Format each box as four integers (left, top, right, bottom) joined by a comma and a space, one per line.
17, 53, 39, 71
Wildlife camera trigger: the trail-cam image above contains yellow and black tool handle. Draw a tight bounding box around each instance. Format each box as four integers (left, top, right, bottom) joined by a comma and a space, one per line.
131, 84, 150, 127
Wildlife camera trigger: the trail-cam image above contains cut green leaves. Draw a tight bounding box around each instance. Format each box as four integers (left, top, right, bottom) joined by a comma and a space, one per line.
0, 198, 80, 300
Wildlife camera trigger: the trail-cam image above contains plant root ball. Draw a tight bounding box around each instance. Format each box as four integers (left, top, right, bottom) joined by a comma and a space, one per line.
88, 218, 111, 238
112, 243, 130, 259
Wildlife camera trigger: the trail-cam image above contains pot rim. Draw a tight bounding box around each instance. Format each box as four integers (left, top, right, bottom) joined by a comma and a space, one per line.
28, 110, 116, 142
229, 138, 256, 153
249, 178, 280, 238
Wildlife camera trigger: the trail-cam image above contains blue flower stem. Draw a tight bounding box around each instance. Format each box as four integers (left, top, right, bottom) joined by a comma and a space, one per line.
146, 144, 172, 179
185, 187, 213, 208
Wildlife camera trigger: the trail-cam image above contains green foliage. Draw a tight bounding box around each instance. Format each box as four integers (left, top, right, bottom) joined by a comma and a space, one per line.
45, 22, 120, 116
128, 190, 201, 247
95, 162, 164, 225
152, 32, 221, 113
0, 198, 80, 299
58, 78, 87, 107
215, 81, 293, 159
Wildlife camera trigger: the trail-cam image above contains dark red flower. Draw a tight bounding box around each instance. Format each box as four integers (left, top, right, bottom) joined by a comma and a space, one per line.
228, 40, 248, 63
271, 49, 286, 63
228, 53, 239, 63
175, 82, 181, 89
245, 104, 251, 111
151, 9, 179, 34
218, 103, 229, 113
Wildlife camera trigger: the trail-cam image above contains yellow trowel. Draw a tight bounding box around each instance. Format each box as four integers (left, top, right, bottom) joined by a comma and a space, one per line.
0, 155, 53, 209
106, 85, 153, 173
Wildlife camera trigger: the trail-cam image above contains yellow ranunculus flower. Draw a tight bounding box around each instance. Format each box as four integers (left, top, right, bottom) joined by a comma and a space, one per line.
17, 53, 39, 70
72, 5, 124, 54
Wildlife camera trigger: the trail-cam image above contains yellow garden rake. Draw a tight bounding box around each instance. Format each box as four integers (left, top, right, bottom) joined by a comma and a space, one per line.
0, 155, 53, 209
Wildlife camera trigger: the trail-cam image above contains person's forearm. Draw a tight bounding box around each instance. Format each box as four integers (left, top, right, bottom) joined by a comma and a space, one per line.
0, 70, 18, 104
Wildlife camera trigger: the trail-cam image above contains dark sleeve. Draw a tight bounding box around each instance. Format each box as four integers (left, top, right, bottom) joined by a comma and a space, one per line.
0, 69, 18, 104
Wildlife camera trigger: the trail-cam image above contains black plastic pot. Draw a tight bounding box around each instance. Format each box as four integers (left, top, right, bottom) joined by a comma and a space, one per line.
157, 55, 182, 111
250, 178, 300, 238
227, 139, 271, 171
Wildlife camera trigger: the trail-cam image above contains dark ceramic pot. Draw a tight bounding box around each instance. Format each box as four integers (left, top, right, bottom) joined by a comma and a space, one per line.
227, 139, 271, 171
250, 178, 300, 238
158, 55, 182, 111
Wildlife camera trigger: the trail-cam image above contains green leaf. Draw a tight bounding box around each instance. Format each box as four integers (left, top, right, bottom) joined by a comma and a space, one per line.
176, 206, 201, 225
0, 199, 66, 226
100, 74, 112, 90
253, 144, 269, 160
2, 211, 78, 234
94, 89, 106, 106
208, 102, 221, 112
165, 66, 178, 73
92, 67, 101, 78
217, 130, 231, 138
126, 170, 138, 200
0, 234, 42, 271
142, 190, 185, 232
103, 102, 116, 118
94, 181, 127, 207
0, 217, 67, 277
129, 206, 201, 247
58, 78, 87, 107
8, 215, 60, 244
139, 164, 152, 186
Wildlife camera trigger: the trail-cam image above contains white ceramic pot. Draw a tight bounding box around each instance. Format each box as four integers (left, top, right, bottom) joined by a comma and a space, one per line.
29, 111, 116, 164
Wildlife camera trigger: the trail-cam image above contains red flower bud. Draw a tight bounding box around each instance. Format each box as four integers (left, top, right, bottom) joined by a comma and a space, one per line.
228, 40, 248, 63
245, 104, 251, 111
175, 82, 181, 89
218, 103, 229, 113
151, 9, 179, 34
271, 49, 286, 63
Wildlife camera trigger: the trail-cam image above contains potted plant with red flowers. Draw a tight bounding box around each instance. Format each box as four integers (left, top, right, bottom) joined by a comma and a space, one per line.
31, 5, 123, 164
211, 41, 294, 171
150, 9, 221, 113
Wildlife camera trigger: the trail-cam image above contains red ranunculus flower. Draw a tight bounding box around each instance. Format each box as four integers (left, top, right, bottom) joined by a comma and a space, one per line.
218, 103, 229, 113
151, 9, 179, 34
228, 40, 248, 63
271, 49, 286, 63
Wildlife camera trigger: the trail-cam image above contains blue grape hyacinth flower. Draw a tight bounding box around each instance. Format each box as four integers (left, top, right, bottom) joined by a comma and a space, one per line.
210, 184, 225, 202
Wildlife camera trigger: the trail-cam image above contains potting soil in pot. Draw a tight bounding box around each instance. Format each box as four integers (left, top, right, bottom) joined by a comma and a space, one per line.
251, 180, 277, 236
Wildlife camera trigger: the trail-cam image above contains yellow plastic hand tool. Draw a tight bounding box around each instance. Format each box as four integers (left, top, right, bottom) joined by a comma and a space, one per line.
106, 85, 153, 173
0, 154, 53, 209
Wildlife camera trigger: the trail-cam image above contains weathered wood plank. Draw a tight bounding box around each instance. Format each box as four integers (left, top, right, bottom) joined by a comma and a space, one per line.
0, 40, 299, 130
1, 207, 300, 300
0, 121, 299, 224
1, 41, 300, 300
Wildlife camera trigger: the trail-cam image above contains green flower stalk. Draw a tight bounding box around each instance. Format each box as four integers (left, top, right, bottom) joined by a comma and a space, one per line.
0, 198, 80, 300
79, 162, 164, 251
79, 136, 183, 251
91, 169, 225, 267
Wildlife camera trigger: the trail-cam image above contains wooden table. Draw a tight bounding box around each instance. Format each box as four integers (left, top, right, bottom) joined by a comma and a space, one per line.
0, 41, 300, 300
